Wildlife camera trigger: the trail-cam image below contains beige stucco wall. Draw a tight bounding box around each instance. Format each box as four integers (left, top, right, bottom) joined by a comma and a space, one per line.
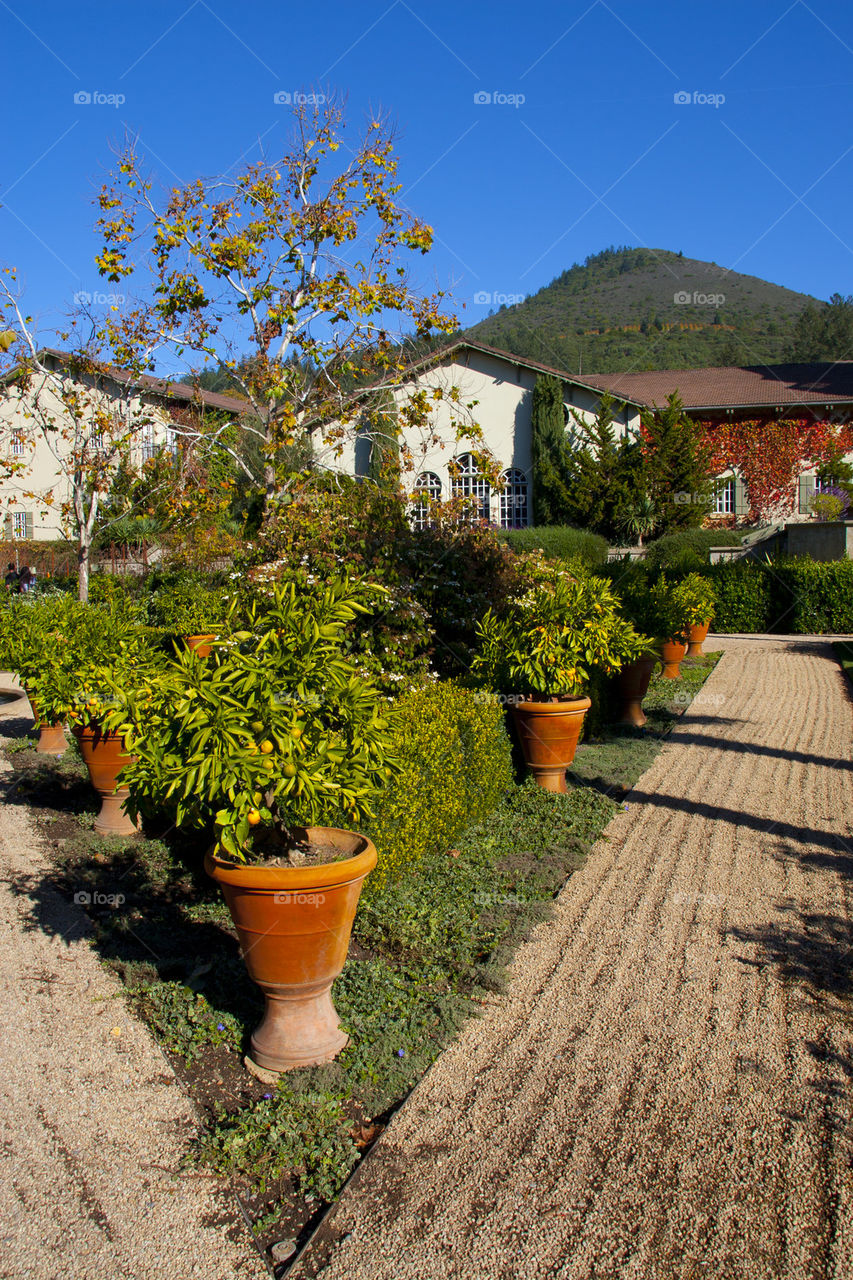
325, 347, 641, 525
0, 366, 177, 541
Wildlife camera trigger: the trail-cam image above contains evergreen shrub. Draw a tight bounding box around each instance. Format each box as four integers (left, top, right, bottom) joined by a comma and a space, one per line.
645, 528, 742, 571
498, 525, 608, 567
364, 682, 513, 887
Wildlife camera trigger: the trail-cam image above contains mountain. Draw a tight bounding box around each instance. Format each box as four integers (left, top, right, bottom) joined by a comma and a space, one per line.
463, 247, 819, 374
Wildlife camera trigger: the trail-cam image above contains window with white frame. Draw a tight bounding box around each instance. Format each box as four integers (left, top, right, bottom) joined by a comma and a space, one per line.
410, 471, 441, 529
11, 429, 24, 458
497, 468, 529, 528
165, 425, 178, 458
450, 453, 490, 522
714, 477, 735, 515
814, 474, 837, 493
141, 422, 156, 462
90, 431, 105, 454
12, 512, 27, 539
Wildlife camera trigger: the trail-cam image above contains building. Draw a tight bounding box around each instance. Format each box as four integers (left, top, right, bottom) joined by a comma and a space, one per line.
345, 342, 853, 527
0, 349, 247, 541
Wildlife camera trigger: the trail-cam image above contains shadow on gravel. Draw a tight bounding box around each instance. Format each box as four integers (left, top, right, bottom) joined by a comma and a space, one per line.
728, 904, 853, 998
656, 730, 853, 773
626, 790, 853, 855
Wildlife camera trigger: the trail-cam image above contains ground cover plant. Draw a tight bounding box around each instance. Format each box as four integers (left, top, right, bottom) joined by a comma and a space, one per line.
0, 642, 722, 1268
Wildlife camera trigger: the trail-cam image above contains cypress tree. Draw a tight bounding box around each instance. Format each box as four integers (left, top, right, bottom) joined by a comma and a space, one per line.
531, 374, 572, 524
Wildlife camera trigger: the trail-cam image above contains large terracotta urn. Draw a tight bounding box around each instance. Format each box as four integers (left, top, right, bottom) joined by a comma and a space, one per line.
511, 696, 591, 793
659, 638, 688, 680
686, 620, 710, 657
615, 656, 657, 728
206, 826, 376, 1074
71, 724, 138, 837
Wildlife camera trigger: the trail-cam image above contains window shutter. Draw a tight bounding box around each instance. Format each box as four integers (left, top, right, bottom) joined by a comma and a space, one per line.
798, 474, 815, 515
734, 474, 749, 516
25, 512, 33, 540
3, 514, 11, 540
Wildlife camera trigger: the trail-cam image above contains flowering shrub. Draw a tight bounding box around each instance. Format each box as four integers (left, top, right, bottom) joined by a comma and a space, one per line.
242, 479, 434, 691
472, 563, 651, 699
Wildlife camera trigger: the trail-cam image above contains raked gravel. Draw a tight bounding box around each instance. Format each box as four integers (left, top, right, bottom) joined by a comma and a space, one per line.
0, 678, 267, 1280
293, 636, 853, 1280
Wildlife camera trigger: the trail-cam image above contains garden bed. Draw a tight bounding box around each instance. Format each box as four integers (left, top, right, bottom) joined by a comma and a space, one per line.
1, 654, 721, 1271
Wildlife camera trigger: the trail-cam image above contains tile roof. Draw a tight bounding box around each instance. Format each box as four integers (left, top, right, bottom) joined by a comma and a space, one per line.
35, 348, 250, 415
577, 363, 853, 410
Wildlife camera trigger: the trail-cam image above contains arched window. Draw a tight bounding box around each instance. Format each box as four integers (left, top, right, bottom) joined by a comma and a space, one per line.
450, 453, 490, 523
497, 468, 529, 529
410, 471, 442, 529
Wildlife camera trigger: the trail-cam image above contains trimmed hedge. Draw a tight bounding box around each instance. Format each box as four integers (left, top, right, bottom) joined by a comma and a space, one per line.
705, 560, 771, 633
601, 555, 853, 634
644, 528, 742, 571
498, 525, 608, 567
364, 682, 514, 886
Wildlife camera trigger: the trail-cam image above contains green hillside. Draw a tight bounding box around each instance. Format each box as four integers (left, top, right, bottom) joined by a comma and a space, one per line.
464, 246, 818, 373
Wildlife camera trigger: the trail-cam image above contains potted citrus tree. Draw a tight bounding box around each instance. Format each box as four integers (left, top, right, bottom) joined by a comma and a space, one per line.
472, 564, 651, 790
650, 574, 716, 678
145, 572, 232, 656
104, 576, 398, 1075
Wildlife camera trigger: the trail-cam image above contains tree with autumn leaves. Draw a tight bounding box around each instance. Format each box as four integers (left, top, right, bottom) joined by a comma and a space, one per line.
94, 96, 481, 503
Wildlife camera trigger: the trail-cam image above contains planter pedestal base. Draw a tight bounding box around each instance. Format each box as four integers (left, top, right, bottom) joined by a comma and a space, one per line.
72, 725, 139, 837
686, 620, 710, 657
249, 977, 349, 1072
659, 640, 688, 680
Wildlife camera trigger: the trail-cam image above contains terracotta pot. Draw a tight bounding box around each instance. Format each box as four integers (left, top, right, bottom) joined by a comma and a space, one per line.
206, 826, 377, 1074
686, 620, 710, 657
659, 638, 688, 679
25, 691, 68, 756
184, 634, 216, 657
615, 656, 657, 728
511, 696, 591, 793
71, 724, 138, 837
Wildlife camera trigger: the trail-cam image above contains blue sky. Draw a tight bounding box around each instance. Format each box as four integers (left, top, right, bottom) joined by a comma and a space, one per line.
3, 0, 853, 357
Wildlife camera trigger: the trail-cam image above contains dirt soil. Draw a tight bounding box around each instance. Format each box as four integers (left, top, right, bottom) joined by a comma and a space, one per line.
292, 636, 853, 1280
0, 680, 268, 1280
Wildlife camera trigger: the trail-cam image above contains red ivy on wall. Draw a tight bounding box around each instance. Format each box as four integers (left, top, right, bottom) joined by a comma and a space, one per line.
697, 418, 853, 521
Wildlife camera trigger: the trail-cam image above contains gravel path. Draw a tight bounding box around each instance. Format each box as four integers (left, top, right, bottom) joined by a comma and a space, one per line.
0, 679, 267, 1280
294, 636, 853, 1280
